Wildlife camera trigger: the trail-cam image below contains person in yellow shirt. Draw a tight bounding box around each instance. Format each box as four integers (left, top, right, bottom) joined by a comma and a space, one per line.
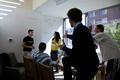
51, 32, 61, 73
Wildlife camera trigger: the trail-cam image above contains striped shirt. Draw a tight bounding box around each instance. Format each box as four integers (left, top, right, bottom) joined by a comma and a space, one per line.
33, 51, 57, 65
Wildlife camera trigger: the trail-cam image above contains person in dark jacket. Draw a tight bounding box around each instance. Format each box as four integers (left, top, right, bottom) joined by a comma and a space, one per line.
62, 8, 99, 80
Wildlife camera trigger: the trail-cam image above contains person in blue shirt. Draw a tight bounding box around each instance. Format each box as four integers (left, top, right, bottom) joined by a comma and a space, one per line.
33, 42, 59, 66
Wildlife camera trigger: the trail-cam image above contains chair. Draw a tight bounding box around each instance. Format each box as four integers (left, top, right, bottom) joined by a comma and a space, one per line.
37, 63, 55, 80
0, 53, 25, 80
8, 53, 24, 67
23, 57, 38, 80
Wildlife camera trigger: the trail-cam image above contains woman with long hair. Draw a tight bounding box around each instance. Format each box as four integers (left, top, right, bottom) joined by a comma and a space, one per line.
51, 32, 61, 73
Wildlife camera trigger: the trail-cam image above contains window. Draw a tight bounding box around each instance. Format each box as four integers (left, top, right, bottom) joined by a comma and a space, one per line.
89, 12, 95, 18
100, 9, 107, 15
101, 17, 107, 23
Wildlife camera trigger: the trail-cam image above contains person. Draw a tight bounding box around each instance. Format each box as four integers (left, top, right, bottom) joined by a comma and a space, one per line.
62, 8, 99, 80
22, 29, 34, 58
94, 24, 120, 80
50, 32, 62, 72
33, 42, 59, 66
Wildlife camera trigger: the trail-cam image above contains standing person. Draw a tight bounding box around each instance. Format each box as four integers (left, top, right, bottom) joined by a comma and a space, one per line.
62, 8, 99, 80
22, 29, 34, 58
51, 32, 62, 73
94, 24, 120, 80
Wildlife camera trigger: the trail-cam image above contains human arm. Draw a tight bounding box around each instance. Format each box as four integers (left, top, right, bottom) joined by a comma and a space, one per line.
22, 42, 34, 48
22, 37, 34, 49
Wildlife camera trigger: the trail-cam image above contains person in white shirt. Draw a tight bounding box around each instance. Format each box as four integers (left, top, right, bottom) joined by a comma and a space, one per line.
94, 24, 120, 80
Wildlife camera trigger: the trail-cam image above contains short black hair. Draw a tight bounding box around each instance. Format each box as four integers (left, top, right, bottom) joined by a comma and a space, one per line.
28, 29, 33, 33
67, 8, 82, 22
39, 42, 46, 52
96, 24, 104, 32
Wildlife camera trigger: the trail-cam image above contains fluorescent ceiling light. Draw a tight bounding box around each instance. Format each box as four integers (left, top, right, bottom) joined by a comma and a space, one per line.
0, 0, 21, 5
19, 0, 24, 2
0, 4, 16, 8
0, 8, 12, 12
0, 17, 4, 19
0, 13, 8, 15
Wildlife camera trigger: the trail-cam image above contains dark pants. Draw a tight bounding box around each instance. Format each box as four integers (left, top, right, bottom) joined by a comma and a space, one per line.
106, 59, 119, 80
116, 68, 120, 80
62, 56, 98, 80
51, 51, 59, 72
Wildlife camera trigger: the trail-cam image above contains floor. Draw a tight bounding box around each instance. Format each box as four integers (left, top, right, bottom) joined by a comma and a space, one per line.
54, 71, 64, 80
54, 70, 76, 80
54, 70, 103, 80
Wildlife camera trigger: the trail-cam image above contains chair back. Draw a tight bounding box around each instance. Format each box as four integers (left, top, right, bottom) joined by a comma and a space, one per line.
0, 53, 11, 67
37, 63, 55, 80
8, 53, 18, 67
23, 57, 37, 80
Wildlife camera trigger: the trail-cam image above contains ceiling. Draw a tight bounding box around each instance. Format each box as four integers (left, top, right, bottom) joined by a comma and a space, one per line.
0, 0, 24, 19
35, 0, 120, 18
0, 0, 120, 19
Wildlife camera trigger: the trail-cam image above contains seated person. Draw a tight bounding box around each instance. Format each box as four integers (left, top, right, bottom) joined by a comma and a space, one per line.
32, 42, 61, 67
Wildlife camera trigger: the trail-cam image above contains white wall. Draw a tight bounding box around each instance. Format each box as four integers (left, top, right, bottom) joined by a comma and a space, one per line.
0, 0, 62, 62
36, 0, 120, 18
32, 0, 48, 9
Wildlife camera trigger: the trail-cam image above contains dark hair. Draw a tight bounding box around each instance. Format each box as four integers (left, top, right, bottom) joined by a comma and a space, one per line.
28, 29, 33, 33
39, 42, 46, 52
96, 24, 104, 32
67, 8, 82, 22
53, 32, 61, 43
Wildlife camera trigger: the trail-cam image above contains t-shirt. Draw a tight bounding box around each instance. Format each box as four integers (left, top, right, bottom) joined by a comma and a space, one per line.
51, 38, 61, 51
33, 51, 57, 65
23, 36, 34, 52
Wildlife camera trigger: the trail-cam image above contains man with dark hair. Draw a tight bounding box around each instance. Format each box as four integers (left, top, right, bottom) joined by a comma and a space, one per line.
38, 42, 46, 52
33, 42, 60, 66
94, 24, 120, 80
22, 29, 34, 58
62, 8, 99, 80
95, 24, 104, 32
28, 29, 34, 33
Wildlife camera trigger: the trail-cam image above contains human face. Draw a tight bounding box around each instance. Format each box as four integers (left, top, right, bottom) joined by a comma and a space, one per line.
28, 31, 33, 37
94, 26, 100, 33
